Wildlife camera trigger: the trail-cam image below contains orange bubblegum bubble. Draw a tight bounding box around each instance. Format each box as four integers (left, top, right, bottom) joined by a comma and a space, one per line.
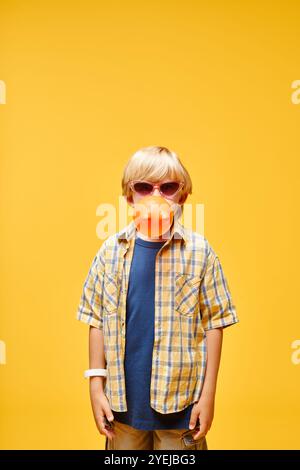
133, 195, 175, 239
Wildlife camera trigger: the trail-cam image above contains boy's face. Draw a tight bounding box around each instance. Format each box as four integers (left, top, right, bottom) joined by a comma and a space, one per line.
126, 179, 187, 240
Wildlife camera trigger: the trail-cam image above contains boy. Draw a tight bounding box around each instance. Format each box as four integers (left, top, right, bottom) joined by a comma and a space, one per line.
77, 145, 239, 450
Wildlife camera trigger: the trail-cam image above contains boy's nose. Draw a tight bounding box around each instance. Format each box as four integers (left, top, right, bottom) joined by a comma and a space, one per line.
153, 188, 160, 196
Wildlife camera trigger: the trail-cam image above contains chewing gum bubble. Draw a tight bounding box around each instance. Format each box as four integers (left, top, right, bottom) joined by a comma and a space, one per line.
133, 195, 174, 238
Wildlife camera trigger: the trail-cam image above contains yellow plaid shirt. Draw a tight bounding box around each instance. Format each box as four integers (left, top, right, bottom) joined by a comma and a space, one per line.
77, 217, 239, 413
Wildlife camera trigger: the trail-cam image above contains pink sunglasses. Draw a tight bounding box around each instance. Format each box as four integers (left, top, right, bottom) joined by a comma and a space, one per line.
129, 180, 184, 199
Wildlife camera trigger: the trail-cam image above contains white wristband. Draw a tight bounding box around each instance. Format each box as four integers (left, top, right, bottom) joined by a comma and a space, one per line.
84, 368, 107, 378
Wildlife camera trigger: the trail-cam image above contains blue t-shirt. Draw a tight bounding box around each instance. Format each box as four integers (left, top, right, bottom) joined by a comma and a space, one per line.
113, 234, 194, 430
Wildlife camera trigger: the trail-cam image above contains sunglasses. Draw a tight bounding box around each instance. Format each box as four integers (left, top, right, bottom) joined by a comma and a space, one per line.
129, 180, 184, 199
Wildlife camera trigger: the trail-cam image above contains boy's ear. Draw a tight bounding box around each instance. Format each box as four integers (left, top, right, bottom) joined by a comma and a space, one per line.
124, 194, 134, 206
178, 193, 188, 205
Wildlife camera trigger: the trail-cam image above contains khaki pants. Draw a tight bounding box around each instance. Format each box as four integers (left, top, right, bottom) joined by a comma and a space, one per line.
105, 419, 208, 450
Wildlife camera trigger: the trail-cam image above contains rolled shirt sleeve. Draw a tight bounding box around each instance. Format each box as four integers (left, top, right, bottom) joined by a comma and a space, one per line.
200, 245, 239, 331
76, 243, 106, 330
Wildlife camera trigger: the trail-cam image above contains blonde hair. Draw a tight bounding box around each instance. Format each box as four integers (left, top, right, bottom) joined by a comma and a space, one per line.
122, 145, 192, 203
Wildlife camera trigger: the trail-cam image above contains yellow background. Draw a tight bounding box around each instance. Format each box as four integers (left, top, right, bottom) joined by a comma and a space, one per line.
1, 0, 299, 449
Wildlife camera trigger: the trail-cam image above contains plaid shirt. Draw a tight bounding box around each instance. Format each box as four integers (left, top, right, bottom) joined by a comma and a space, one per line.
77, 217, 239, 413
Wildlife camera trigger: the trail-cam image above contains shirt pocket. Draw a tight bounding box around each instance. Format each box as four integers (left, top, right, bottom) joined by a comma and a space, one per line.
103, 271, 121, 314
175, 273, 201, 316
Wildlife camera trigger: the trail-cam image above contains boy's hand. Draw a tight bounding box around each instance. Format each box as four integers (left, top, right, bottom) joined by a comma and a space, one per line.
189, 394, 215, 440
90, 383, 116, 441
